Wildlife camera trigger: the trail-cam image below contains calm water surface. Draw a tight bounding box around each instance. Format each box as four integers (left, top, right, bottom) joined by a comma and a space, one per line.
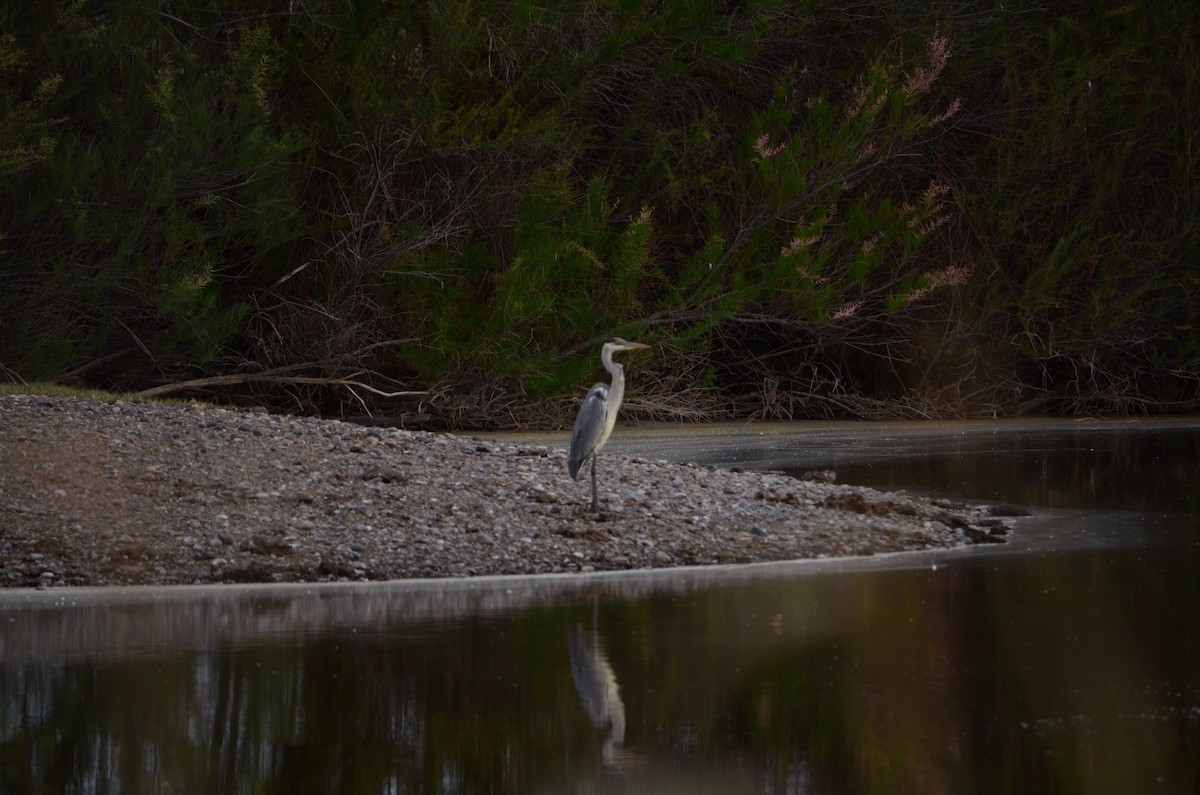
2, 420, 1197, 794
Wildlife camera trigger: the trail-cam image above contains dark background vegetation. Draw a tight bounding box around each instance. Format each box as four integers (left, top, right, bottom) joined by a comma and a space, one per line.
2, 1, 1197, 427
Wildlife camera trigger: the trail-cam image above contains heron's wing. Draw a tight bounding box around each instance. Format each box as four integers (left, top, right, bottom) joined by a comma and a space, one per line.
568, 384, 608, 478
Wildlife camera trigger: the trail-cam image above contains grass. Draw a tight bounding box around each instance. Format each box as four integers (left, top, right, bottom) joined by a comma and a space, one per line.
0, 381, 202, 406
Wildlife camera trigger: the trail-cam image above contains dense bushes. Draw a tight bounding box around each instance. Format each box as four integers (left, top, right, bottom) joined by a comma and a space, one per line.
1, 1, 1197, 425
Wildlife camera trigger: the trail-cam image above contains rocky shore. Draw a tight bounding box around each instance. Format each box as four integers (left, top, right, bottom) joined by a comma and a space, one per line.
0, 395, 1016, 588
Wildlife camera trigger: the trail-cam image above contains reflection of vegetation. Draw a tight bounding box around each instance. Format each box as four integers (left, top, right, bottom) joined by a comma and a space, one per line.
2, 546, 1198, 792
725, 647, 856, 789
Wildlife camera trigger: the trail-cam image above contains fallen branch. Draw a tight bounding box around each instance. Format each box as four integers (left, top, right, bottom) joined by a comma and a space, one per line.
137, 371, 427, 400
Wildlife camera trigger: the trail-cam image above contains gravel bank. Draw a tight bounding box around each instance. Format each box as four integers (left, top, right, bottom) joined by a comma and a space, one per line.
0, 395, 1017, 588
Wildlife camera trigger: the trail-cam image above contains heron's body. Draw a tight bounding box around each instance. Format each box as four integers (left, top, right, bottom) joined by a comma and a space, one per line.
567, 382, 619, 478
567, 338, 649, 511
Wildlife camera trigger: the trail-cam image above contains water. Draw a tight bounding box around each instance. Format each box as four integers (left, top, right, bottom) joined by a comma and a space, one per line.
2, 421, 1197, 794
600, 417, 1200, 513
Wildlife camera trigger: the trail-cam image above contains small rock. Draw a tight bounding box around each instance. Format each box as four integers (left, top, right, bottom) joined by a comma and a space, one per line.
963, 526, 1007, 544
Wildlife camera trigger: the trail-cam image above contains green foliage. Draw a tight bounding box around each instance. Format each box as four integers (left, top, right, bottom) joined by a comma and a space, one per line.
0, 34, 62, 177
1, 3, 305, 383
954, 2, 1200, 411
0, 1, 1196, 419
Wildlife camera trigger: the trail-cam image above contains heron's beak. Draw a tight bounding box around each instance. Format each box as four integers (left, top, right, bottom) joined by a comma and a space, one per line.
620, 342, 651, 351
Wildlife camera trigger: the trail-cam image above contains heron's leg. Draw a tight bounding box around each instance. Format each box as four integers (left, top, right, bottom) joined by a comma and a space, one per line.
590, 454, 600, 512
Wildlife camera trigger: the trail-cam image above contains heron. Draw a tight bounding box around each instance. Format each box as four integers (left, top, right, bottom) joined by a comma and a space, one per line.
567, 337, 650, 512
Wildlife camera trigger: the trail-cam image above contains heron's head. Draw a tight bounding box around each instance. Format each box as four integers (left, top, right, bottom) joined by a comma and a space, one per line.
604, 337, 650, 353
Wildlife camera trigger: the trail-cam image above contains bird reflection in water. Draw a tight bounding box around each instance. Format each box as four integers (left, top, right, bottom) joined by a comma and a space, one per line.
568, 604, 642, 770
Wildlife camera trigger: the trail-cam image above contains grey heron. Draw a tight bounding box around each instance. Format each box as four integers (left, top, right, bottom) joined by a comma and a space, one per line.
567, 337, 650, 512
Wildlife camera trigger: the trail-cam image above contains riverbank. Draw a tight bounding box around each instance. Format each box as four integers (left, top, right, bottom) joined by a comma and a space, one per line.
0, 395, 1016, 588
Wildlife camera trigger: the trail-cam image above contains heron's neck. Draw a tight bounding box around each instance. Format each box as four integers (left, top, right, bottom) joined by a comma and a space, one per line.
601, 348, 625, 399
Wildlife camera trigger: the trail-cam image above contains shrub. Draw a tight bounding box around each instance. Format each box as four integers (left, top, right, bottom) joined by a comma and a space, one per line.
1, 1, 1196, 422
